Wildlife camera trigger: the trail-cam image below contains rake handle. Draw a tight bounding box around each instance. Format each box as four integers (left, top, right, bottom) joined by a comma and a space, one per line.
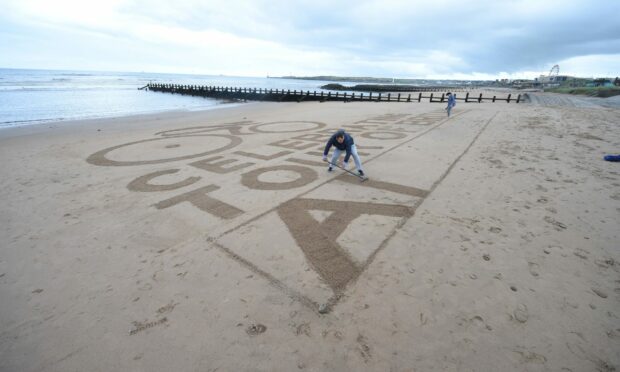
323, 158, 365, 180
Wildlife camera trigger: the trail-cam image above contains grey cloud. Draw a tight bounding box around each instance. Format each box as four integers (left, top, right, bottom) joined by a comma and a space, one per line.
3, 0, 619, 77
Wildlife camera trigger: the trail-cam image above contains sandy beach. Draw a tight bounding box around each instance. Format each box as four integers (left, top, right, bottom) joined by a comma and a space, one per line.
1, 96, 619, 371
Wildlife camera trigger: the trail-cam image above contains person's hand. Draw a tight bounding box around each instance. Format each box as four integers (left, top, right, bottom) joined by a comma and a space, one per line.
322, 155, 328, 162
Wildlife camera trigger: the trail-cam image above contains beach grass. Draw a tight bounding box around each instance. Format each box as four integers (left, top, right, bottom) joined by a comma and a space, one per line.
546, 85, 620, 97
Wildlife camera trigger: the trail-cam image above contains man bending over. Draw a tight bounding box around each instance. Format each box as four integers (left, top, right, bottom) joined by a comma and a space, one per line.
322, 129, 365, 177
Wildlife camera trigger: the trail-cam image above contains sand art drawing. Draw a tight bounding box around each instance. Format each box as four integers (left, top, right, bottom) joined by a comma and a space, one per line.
86, 110, 484, 311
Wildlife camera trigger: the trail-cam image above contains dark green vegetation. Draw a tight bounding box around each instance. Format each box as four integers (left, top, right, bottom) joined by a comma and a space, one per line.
546, 86, 620, 98
320, 83, 462, 92
277, 75, 489, 87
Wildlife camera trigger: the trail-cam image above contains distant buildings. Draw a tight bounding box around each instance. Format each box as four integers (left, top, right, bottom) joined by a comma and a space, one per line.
537, 74, 569, 87
491, 75, 619, 90
586, 78, 615, 87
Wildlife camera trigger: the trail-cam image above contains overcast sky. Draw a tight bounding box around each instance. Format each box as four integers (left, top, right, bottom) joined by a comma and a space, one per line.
1, 0, 619, 79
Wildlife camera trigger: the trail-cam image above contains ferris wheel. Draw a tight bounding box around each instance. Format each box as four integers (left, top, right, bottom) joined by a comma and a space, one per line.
549, 65, 559, 81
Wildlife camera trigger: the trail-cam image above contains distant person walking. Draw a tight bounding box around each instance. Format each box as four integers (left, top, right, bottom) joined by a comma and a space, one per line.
446, 92, 456, 117
322, 129, 365, 177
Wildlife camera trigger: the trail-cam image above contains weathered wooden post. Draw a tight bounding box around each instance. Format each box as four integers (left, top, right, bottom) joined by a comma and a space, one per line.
516, 94, 521, 103
369, 92, 373, 100
465, 92, 470, 102
441, 93, 445, 102
378, 93, 382, 102
430, 93, 434, 102
343, 92, 347, 102
478, 93, 483, 103
407, 94, 411, 102
507, 94, 511, 103
493, 96, 496, 102
397, 93, 401, 102
418, 93, 422, 102
387, 93, 391, 101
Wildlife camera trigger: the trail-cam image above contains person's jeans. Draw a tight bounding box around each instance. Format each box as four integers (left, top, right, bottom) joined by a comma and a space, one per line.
446, 104, 454, 117
330, 144, 363, 171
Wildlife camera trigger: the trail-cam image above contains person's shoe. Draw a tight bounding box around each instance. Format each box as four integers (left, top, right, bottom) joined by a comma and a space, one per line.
358, 170, 365, 176
328, 167, 333, 172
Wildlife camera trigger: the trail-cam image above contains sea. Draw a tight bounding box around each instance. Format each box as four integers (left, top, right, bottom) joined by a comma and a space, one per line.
0, 68, 355, 129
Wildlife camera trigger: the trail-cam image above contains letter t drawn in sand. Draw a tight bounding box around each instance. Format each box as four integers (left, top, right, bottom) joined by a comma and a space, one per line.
277, 199, 411, 292
154, 185, 244, 219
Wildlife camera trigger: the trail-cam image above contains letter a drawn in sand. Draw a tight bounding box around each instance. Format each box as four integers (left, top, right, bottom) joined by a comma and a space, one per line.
277, 199, 411, 292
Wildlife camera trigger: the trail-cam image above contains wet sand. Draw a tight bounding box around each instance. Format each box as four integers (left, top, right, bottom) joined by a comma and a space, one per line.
1, 96, 619, 371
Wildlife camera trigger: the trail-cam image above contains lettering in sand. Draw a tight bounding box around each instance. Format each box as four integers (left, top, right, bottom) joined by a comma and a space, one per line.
86, 113, 445, 307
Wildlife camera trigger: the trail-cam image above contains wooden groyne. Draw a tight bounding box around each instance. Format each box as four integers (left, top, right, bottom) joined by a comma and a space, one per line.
145, 83, 521, 103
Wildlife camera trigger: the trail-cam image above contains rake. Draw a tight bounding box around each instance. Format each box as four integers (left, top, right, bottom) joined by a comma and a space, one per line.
324, 159, 368, 182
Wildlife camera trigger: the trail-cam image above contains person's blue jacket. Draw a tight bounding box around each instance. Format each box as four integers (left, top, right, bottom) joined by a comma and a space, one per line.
447, 94, 456, 107
324, 130, 355, 163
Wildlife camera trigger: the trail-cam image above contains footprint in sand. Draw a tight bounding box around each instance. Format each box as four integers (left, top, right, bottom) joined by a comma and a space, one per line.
356, 334, 372, 363
457, 315, 492, 331
246, 323, 267, 336
573, 248, 589, 260
594, 258, 615, 269
295, 322, 311, 337
607, 329, 620, 340
544, 245, 565, 256
513, 304, 529, 323
566, 342, 616, 372
489, 226, 502, 234
591, 288, 608, 299
129, 317, 168, 335
157, 301, 178, 315
528, 262, 540, 277
544, 216, 567, 230
511, 349, 547, 365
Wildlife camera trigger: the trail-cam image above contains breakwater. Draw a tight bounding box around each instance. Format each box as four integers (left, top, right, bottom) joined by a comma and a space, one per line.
145, 83, 521, 103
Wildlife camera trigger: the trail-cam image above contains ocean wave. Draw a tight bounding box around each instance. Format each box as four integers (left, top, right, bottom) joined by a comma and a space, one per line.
0, 117, 66, 126
0, 86, 141, 92
60, 73, 94, 76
